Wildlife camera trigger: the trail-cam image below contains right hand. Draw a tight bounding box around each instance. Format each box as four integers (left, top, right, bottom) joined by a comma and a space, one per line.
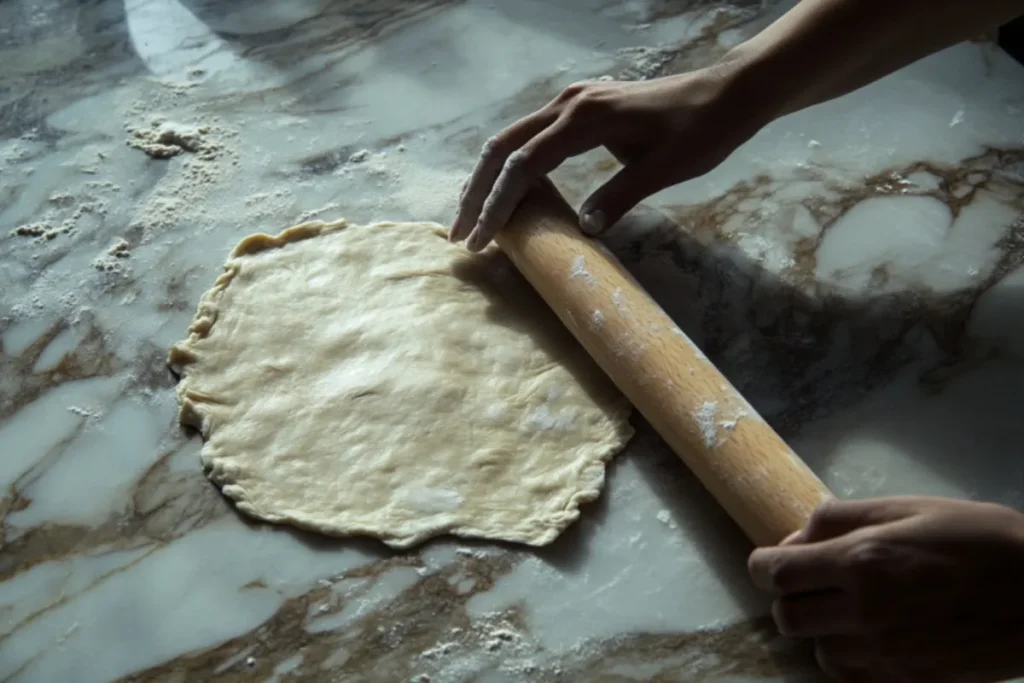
449, 59, 775, 252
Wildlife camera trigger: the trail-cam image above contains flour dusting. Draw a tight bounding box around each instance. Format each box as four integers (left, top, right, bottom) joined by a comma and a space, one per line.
126, 120, 222, 160
616, 45, 679, 80
525, 405, 577, 431
483, 402, 508, 421
655, 509, 677, 529
693, 401, 719, 448
569, 255, 597, 287
333, 148, 465, 222
613, 288, 630, 316
718, 408, 748, 433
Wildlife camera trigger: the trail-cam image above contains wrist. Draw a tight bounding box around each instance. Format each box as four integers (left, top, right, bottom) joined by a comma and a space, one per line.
709, 40, 795, 126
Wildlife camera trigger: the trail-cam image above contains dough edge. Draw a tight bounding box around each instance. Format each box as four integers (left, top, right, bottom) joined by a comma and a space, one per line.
168, 219, 635, 549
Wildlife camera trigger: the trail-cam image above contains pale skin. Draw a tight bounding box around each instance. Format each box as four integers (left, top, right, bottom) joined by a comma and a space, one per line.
452, 1, 1024, 680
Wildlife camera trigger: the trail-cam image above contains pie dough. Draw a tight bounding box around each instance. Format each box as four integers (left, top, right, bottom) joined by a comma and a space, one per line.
169, 219, 633, 548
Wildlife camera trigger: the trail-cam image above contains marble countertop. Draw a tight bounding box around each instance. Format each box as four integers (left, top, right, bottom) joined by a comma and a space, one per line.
4, 0, 1024, 681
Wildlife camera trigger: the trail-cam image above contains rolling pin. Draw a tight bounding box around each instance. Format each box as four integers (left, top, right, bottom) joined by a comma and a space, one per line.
495, 182, 834, 547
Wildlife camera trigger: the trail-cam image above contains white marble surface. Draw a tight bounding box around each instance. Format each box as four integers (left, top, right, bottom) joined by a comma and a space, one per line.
3, 0, 1024, 680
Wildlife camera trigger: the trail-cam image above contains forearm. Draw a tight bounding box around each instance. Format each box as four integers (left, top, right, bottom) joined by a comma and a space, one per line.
726, 0, 1024, 118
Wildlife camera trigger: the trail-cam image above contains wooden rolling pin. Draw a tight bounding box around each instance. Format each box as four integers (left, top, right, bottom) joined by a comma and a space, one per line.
495, 182, 834, 547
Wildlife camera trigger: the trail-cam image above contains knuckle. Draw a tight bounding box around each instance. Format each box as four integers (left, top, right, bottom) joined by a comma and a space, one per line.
566, 89, 609, 116
503, 148, 534, 176
845, 539, 888, 573
842, 540, 895, 603
555, 81, 587, 103
482, 135, 515, 161
765, 553, 795, 593
808, 498, 842, 527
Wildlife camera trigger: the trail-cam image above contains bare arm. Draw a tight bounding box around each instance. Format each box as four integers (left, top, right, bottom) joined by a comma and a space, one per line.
451, 0, 1024, 251
732, 0, 1024, 117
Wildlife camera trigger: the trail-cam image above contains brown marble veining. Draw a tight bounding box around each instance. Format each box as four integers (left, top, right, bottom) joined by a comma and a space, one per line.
0, 317, 118, 421
122, 548, 816, 682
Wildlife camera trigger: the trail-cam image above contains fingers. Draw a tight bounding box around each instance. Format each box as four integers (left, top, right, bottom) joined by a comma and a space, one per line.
578, 152, 670, 236
780, 529, 805, 545
450, 109, 556, 244
748, 538, 850, 595
800, 499, 916, 544
772, 590, 857, 638
462, 115, 598, 252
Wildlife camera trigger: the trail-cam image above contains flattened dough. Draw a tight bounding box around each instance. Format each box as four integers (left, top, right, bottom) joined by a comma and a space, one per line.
169, 220, 633, 549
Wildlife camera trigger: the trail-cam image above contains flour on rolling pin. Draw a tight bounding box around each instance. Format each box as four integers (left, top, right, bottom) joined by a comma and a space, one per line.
692, 401, 750, 448
569, 255, 597, 287
612, 288, 631, 317
589, 310, 605, 330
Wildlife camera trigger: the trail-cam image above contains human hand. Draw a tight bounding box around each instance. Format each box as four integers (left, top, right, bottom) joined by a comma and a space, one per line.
449, 59, 773, 251
748, 496, 1024, 682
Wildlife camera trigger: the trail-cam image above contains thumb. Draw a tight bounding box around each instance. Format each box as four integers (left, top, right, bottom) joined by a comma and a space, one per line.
579, 155, 666, 236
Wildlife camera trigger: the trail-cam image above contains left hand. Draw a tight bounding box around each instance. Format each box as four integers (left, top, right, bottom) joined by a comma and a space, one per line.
748, 496, 1024, 682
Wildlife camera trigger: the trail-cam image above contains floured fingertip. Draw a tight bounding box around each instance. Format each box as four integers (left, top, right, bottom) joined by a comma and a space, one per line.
465, 227, 486, 252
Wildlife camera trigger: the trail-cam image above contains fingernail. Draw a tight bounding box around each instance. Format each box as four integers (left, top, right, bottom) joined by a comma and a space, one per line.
580, 209, 606, 235
449, 217, 467, 242
466, 227, 483, 252
781, 529, 805, 546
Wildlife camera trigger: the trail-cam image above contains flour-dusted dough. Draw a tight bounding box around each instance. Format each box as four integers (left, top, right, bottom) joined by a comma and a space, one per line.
169, 220, 633, 548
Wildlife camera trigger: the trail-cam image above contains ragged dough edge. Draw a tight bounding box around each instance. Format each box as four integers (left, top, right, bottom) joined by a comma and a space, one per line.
167, 219, 351, 435
168, 219, 635, 549
216, 418, 632, 550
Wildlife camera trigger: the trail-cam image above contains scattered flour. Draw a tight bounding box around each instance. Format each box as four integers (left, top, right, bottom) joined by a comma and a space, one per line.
420, 642, 457, 660
693, 401, 719, 448
295, 202, 342, 224
718, 408, 748, 433
612, 288, 630, 316
121, 110, 240, 242
525, 405, 577, 431
8, 187, 115, 242
616, 45, 679, 80
655, 509, 678, 529
107, 239, 130, 258
589, 309, 605, 330
244, 187, 295, 222
333, 149, 464, 222
67, 405, 102, 419
569, 255, 597, 286
126, 120, 220, 160
485, 628, 519, 651
91, 238, 131, 274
